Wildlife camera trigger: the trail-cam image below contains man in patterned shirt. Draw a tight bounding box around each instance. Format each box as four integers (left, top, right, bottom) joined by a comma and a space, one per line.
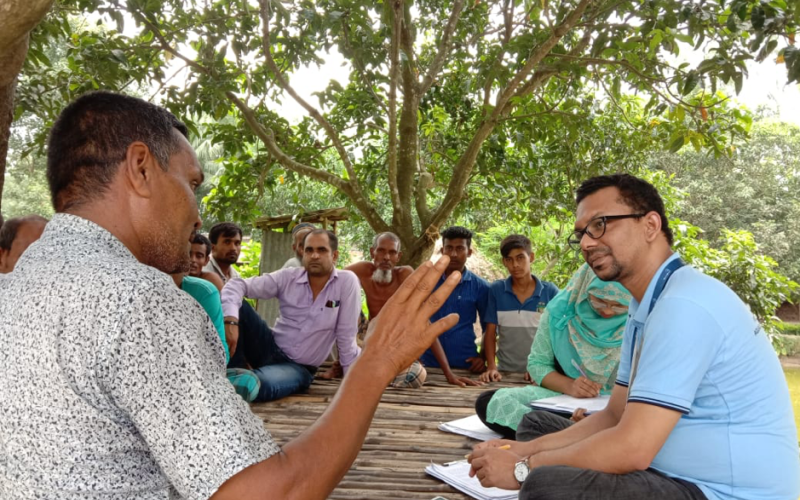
0, 91, 462, 500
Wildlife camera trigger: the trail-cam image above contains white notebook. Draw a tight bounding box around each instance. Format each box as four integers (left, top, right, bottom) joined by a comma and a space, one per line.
426, 461, 519, 500
529, 394, 610, 414
438, 414, 503, 441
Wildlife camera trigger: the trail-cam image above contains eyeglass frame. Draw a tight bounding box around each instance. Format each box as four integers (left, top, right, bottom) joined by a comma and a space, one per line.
568, 214, 647, 251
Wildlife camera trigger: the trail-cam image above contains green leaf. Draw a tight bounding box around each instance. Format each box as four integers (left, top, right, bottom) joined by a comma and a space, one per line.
669, 135, 685, 153
681, 70, 700, 95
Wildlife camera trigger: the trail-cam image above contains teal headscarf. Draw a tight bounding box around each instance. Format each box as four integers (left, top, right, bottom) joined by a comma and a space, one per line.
548, 264, 631, 386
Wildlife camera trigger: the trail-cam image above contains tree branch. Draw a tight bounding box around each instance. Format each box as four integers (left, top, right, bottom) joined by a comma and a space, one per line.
341, 18, 388, 113
386, 0, 403, 221
424, 0, 596, 235
419, 0, 465, 95
257, 0, 358, 184
225, 91, 390, 234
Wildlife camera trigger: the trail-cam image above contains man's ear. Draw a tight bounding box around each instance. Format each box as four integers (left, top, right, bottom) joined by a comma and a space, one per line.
333, 250, 340, 262
643, 211, 662, 243
123, 141, 160, 198
467, 247, 473, 258
529, 251, 535, 262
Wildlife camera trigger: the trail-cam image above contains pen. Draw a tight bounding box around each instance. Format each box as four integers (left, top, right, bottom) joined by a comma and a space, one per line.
464, 444, 511, 459
571, 358, 589, 379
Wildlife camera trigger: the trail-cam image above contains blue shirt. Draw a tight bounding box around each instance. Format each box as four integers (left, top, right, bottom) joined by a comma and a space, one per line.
420, 268, 489, 369
485, 275, 559, 372
618, 254, 799, 500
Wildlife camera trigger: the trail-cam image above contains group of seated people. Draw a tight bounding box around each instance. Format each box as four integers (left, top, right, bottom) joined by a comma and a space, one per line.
1, 91, 797, 500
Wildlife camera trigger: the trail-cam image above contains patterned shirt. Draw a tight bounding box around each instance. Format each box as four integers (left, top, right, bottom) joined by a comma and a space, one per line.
0, 214, 279, 499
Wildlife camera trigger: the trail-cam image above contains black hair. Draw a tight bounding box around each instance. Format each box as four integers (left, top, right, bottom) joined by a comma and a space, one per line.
191, 232, 213, 257
500, 234, 532, 258
46, 91, 189, 212
0, 215, 49, 250
208, 222, 243, 244
303, 229, 338, 252
576, 174, 674, 245
0, 212, 4, 231
371, 231, 401, 251
441, 226, 473, 248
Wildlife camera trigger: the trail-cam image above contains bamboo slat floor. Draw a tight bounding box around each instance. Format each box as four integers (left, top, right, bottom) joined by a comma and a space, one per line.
249, 365, 529, 500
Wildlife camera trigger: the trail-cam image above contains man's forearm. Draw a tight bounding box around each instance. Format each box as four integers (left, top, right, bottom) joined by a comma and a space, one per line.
521, 408, 619, 456
212, 353, 395, 500
528, 422, 644, 474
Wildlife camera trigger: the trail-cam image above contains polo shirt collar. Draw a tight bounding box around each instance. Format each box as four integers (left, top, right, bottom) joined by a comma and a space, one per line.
441, 266, 473, 284
502, 274, 542, 298
629, 253, 681, 325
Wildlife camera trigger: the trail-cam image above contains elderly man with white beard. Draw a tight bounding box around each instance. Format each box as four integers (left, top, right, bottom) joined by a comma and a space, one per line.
345, 232, 427, 387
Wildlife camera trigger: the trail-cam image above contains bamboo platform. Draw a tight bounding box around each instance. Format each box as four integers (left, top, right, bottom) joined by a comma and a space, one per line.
249, 366, 528, 500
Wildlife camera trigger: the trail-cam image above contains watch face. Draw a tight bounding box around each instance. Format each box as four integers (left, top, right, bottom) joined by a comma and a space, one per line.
514, 460, 529, 482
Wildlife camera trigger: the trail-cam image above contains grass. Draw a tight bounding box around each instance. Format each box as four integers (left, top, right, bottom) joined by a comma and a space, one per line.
786, 367, 800, 434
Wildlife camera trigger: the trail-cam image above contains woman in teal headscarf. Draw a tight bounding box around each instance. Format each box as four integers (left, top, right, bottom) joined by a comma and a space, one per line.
474, 264, 631, 438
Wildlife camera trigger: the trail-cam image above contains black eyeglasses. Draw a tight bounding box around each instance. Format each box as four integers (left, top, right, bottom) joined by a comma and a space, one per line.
568, 214, 646, 251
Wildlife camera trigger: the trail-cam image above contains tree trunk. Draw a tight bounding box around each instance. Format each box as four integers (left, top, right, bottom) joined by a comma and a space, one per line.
0, 0, 55, 213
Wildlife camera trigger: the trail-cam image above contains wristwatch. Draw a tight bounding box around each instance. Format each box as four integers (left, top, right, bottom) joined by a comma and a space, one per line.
513, 457, 531, 485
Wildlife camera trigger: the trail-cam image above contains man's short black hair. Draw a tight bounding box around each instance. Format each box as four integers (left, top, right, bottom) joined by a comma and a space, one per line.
303, 229, 338, 252
191, 232, 212, 258
500, 234, 532, 259
208, 222, 243, 244
576, 173, 674, 245
441, 226, 473, 248
0, 212, 4, 231
0, 215, 49, 251
46, 91, 189, 212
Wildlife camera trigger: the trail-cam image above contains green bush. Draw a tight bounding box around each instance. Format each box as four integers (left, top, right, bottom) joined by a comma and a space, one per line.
778, 322, 800, 336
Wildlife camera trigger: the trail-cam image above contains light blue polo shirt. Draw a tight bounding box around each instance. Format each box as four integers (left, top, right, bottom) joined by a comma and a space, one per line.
485, 275, 559, 372
617, 254, 799, 500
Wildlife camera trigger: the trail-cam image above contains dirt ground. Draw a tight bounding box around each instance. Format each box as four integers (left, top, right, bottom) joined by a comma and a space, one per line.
782, 355, 800, 369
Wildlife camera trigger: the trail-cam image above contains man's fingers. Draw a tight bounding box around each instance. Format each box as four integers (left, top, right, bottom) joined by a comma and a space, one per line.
393, 261, 436, 304
425, 313, 460, 342
419, 269, 461, 318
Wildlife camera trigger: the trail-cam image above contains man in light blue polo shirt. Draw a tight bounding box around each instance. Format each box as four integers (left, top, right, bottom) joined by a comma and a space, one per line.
469, 174, 799, 500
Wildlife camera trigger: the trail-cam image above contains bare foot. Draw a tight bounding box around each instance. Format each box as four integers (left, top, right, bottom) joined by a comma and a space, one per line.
318, 361, 343, 379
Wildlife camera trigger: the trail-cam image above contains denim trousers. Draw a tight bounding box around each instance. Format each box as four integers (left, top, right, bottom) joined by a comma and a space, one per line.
228, 301, 316, 402
515, 410, 707, 500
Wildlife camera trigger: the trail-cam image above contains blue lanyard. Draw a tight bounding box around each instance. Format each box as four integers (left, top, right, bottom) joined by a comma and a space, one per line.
629, 257, 686, 384
647, 257, 686, 315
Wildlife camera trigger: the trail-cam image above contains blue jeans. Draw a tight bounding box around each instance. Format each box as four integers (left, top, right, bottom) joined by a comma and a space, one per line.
228, 302, 316, 402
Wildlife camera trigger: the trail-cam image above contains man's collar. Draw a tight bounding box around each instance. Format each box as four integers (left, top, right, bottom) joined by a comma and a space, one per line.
294, 266, 338, 284
629, 253, 682, 324
50, 213, 135, 262
442, 266, 472, 283
502, 274, 541, 295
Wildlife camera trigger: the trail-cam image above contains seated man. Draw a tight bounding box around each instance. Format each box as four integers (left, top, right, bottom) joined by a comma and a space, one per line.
204, 221, 242, 284
222, 228, 361, 402
469, 174, 800, 500
346, 231, 425, 388
479, 234, 559, 383
281, 222, 315, 269
171, 269, 261, 402
419, 226, 489, 387
0, 215, 48, 273
188, 232, 225, 291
